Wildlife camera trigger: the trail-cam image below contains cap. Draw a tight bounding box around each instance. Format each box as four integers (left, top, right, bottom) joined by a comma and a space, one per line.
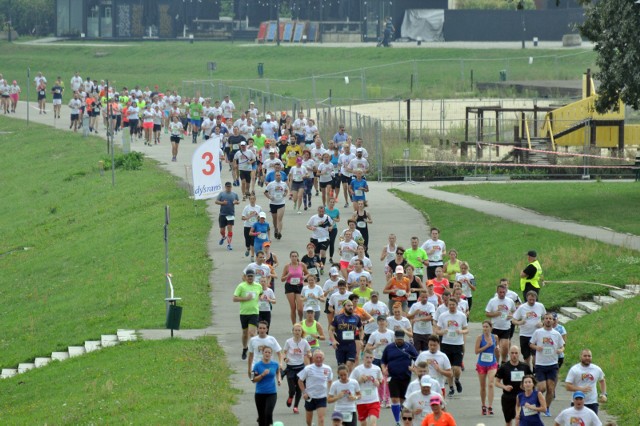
306, 308, 315, 312
296, 157, 303, 164
356, 147, 364, 152
527, 250, 537, 257
395, 265, 404, 274
394, 330, 405, 338
370, 291, 379, 296
377, 314, 387, 321
240, 141, 247, 146
258, 212, 267, 219
250, 101, 255, 104
224, 181, 232, 187
263, 241, 271, 247
265, 114, 271, 120
420, 375, 433, 387
331, 412, 343, 420
329, 267, 339, 276
269, 148, 277, 154
245, 269, 255, 276
573, 391, 585, 399
429, 396, 442, 405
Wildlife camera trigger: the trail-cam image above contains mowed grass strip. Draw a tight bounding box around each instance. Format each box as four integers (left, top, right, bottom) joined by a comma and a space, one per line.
0, 117, 212, 367
561, 296, 640, 424
438, 182, 640, 236
390, 190, 640, 322
0, 41, 595, 101
0, 337, 238, 425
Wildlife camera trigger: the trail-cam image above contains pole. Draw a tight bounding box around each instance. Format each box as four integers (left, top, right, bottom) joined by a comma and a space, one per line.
406, 98, 411, 143
107, 80, 115, 187
276, 0, 280, 46
164, 205, 170, 315
26, 67, 30, 126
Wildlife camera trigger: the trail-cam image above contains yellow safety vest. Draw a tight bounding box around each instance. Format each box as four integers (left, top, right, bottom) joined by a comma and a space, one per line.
520, 259, 542, 291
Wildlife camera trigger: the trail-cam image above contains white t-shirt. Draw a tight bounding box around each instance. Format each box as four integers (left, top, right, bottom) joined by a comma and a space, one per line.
329, 291, 352, 313
242, 204, 262, 228
455, 272, 475, 298
302, 285, 324, 312
350, 364, 382, 404
405, 378, 441, 399
293, 117, 307, 135
529, 328, 564, 366
338, 153, 355, 177
361, 302, 390, 335
307, 214, 333, 241
485, 296, 516, 330
323, 278, 341, 299
346, 270, 372, 288
234, 149, 256, 172
328, 379, 360, 414
69, 99, 82, 114
513, 302, 546, 337
265, 181, 288, 205
283, 337, 311, 367
420, 239, 446, 264
408, 301, 436, 335
298, 363, 334, 399
258, 288, 275, 312
169, 121, 183, 136
554, 406, 602, 426
366, 330, 395, 359
565, 363, 605, 405
437, 311, 467, 345
403, 390, 442, 425
348, 256, 373, 271
348, 157, 369, 173
262, 157, 283, 174
415, 350, 451, 389
220, 99, 235, 118
289, 165, 309, 182
317, 162, 335, 183
244, 263, 271, 280
339, 240, 358, 262
248, 335, 282, 367
387, 316, 412, 334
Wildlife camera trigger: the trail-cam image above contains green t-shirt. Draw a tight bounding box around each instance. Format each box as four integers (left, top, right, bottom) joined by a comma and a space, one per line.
253, 134, 267, 151
352, 287, 373, 307
189, 102, 203, 120
404, 248, 428, 275
233, 281, 263, 315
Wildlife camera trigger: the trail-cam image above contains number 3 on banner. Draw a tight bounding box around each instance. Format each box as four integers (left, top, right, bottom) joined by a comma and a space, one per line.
201, 152, 216, 175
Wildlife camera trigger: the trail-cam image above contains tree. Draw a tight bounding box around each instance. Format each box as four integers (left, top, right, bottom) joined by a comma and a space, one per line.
579, 0, 640, 112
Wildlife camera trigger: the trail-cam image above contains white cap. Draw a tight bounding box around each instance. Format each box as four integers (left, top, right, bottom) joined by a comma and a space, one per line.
356, 147, 364, 152
329, 267, 339, 276
265, 114, 271, 120
420, 375, 433, 387
240, 141, 247, 146
258, 212, 267, 219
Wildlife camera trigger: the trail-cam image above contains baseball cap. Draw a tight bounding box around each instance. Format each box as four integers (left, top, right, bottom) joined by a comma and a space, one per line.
258, 212, 267, 219
296, 157, 303, 164
245, 269, 255, 276
429, 395, 442, 405
573, 391, 585, 399
306, 308, 315, 313
250, 101, 255, 105
269, 149, 276, 154
356, 147, 364, 152
394, 330, 405, 338
224, 181, 232, 187
240, 141, 247, 146
370, 290, 379, 297
331, 412, 343, 420
265, 114, 271, 120
420, 375, 433, 387
376, 314, 387, 322
329, 267, 339, 276
263, 241, 271, 247
395, 265, 404, 274
527, 250, 537, 257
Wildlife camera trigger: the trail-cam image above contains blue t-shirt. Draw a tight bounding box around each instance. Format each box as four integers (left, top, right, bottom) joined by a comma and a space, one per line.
254, 360, 279, 394
477, 334, 497, 367
325, 206, 340, 231
217, 191, 239, 216
330, 153, 340, 167
251, 221, 270, 246
265, 170, 287, 184
350, 178, 368, 201
331, 313, 362, 345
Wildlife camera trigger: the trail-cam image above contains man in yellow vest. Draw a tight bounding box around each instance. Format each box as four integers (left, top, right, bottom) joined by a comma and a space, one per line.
520, 250, 543, 300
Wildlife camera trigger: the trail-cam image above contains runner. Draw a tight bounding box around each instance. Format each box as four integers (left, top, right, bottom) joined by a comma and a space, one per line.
350, 350, 383, 426
302, 308, 326, 354
351, 199, 372, 256
232, 269, 263, 360
515, 375, 546, 426
404, 237, 428, 281
564, 348, 607, 414
249, 212, 271, 254
328, 364, 361, 426
421, 227, 446, 280
281, 252, 310, 324
485, 283, 516, 364
435, 298, 468, 398
325, 197, 341, 265
407, 291, 436, 352
234, 140, 256, 200
298, 351, 334, 426
380, 330, 418, 425
247, 321, 284, 372
403, 376, 443, 426
264, 169, 289, 239
364, 314, 393, 407
475, 320, 499, 417
553, 391, 602, 426
454, 261, 476, 310
383, 266, 411, 312
215, 181, 240, 251
529, 312, 564, 416
329, 299, 363, 372
415, 336, 453, 399
302, 275, 325, 321
241, 194, 262, 259
257, 276, 276, 326
339, 230, 358, 279
283, 323, 312, 414
251, 346, 281, 426
512, 291, 546, 370
494, 345, 533, 426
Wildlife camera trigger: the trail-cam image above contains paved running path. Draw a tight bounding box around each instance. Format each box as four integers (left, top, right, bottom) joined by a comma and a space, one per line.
5, 106, 618, 425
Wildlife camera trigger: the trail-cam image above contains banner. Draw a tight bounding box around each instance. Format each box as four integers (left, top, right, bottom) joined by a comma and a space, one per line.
192, 136, 222, 200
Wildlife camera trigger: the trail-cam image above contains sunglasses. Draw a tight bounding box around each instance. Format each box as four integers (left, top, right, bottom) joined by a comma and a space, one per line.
402, 417, 413, 421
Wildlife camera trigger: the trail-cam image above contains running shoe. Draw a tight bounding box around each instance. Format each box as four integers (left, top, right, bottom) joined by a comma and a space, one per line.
292, 407, 299, 414
544, 409, 551, 417
482, 406, 487, 416
448, 387, 455, 398
487, 406, 494, 416
245, 250, 250, 257
286, 397, 293, 407
297, 210, 301, 215
344, 203, 349, 208
227, 244, 233, 251
455, 379, 463, 393
219, 237, 225, 245
241, 348, 247, 360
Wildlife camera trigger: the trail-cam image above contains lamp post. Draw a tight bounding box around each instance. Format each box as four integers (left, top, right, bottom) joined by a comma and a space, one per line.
518, 0, 526, 49
275, 0, 280, 46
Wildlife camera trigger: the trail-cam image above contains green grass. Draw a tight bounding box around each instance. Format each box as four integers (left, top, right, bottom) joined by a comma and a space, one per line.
390, 189, 640, 322
0, 337, 239, 425
0, 116, 212, 367
0, 40, 596, 102
437, 182, 640, 236
562, 296, 640, 424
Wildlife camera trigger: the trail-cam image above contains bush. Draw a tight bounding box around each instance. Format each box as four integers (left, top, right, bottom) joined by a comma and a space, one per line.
102, 151, 144, 171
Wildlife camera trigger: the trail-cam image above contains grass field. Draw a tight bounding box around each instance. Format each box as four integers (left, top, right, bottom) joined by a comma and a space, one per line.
0, 337, 239, 424
562, 296, 640, 425
0, 41, 596, 103
437, 182, 640, 236
391, 189, 640, 322
0, 117, 212, 367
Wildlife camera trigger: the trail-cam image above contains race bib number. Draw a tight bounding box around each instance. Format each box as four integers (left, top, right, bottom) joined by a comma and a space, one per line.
362, 388, 374, 397
342, 330, 355, 340
500, 311, 508, 320
258, 233, 267, 240
318, 237, 328, 242
542, 346, 554, 356
341, 412, 353, 422
232, 144, 239, 150
523, 406, 537, 416
407, 292, 417, 301
226, 215, 235, 221
356, 221, 366, 228
308, 267, 318, 276
416, 267, 424, 276
447, 328, 457, 338
246, 292, 256, 300
249, 217, 257, 224
480, 352, 493, 363
259, 300, 271, 310
306, 335, 317, 346
511, 371, 524, 381
355, 190, 363, 197
273, 192, 284, 201
290, 278, 301, 285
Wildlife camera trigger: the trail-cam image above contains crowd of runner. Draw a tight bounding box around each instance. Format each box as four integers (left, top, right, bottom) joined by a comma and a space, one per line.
10, 70, 611, 426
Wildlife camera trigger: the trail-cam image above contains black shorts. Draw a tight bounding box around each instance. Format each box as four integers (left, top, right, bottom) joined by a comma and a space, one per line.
71, 113, 79, 121
304, 397, 327, 412
285, 283, 302, 294
244, 227, 255, 248
310, 238, 329, 252
534, 364, 558, 383
335, 342, 357, 364
332, 176, 341, 188
501, 394, 517, 422
388, 376, 411, 399
123, 121, 130, 128
239, 170, 252, 182
520, 336, 533, 359
441, 343, 464, 367
218, 215, 234, 228
324, 298, 332, 314
340, 174, 352, 184
37, 94, 46, 100
269, 203, 285, 214
493, 328, 511, 340
291, 181, 304, 192
509, 323, 516, 339
319, 181, 331, 189
170, 135, 181, 143
239, 314, 259, 329
153, 124, 161, 131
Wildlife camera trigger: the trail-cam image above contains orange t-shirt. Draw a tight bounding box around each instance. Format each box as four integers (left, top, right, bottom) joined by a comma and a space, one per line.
421, 411, 456, 426
428, 278, 450, 296
387, 277, 410, 301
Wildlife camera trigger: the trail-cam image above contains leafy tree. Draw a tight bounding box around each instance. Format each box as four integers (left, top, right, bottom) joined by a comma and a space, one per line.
579, 0, 640, 112
0, 0, 55, 36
